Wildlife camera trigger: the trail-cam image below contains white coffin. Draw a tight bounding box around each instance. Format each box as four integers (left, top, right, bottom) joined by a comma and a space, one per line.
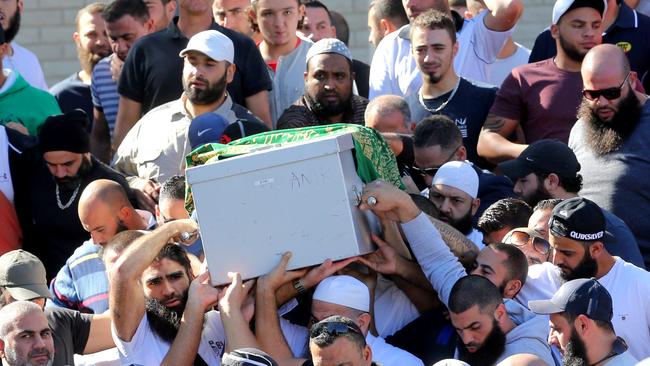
186, 133, 379, 285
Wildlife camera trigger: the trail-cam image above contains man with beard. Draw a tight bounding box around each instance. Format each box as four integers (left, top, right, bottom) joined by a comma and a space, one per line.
569, 43, 650, 269
49, 179, 154, 314
357, 180, 554, 365
0, 0, 48, 90
0, 301, 55, 366
498, 139, 644, 267
477, 198, 531, 246
276, 38, 368, 129
529, 278, 638, 365
369, 0, 522, 99
21, 110, 134, 280
90, 0, 155, 163
405, 10, 497, 169
109, 219, 228, 365
0, 27, 61, 136
515, 197, 650, 360
113, 30, 268, 212
50, 3, 111, 123
477, 0, 606, 164
412, 116, 515, 231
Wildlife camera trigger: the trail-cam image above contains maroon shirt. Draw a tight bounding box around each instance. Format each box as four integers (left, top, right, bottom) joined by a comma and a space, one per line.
489, 58, 583, 143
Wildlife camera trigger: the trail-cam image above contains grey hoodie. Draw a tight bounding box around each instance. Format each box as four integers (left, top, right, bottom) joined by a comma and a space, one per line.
402, 213, 553, 365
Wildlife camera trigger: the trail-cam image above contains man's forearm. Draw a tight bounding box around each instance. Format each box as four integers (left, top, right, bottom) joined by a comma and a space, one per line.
478, 130, 527, 163
221, 309, 258, 352
114, 223, 181, 281
255, 285, 301, 362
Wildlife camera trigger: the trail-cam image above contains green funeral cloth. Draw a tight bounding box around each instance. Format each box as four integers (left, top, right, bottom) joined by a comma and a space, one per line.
184, 123, 403, 212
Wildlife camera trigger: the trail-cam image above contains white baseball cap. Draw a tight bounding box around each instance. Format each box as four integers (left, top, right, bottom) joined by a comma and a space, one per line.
432, 161, 479, 199
179, 30, 234, 63
313, 275, 370, 312
552, 0, 607, 24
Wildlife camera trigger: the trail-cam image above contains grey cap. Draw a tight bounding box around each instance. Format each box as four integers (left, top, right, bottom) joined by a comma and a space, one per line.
529, 278, 612, 322
306, 38, 353, 63
0, 250, 51, 301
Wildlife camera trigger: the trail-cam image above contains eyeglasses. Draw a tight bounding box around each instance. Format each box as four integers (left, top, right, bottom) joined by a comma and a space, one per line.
310, 321, 363, 339
411, 145, 461, 178
582, 73, 630, 101
504, 230, 551, 255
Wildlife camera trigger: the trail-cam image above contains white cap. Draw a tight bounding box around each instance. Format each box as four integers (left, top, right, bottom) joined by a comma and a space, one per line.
306, 38, 353, 63
551, 0, 607, 24
432, 161, 479, 199
179, 30, 234, 63
313, 275, 370, 312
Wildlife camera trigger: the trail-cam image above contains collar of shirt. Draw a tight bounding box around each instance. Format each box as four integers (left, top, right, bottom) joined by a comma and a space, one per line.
608, 2, 638, 31
179, 93, 236, 123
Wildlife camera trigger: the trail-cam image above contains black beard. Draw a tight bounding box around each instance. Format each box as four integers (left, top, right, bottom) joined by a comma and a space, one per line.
145, 289, 189, 343
560, 248, 598, 281
457, 318, 507, 366
521, 186, 552, 207
440, 208, 474, 235
578, 91, 642, 156
559, 34, 587, 63
304, 90, 351, 119
53, 156, 93, 191
184, 72, 228, 105
4, 11, 20, 44
563, 328, 588, 366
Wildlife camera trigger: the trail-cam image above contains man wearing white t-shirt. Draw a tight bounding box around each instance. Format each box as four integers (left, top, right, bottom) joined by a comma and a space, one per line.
109, 219, 227, 365
0, 0, 48, 90
516, 197, 650, 361
368, 0, 523, 99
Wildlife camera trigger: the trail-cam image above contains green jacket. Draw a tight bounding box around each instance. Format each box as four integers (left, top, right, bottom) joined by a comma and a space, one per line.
0, 71, 61, 135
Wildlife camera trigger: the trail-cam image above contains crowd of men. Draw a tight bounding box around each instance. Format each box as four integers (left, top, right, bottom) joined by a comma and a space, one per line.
1, 0, 650, 365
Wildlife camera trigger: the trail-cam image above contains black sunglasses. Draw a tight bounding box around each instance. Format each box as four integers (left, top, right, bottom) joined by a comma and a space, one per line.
505, 230, 551, 255
582, 73, 630, 101
310, 321, 363, 339
411, 145, 460, 178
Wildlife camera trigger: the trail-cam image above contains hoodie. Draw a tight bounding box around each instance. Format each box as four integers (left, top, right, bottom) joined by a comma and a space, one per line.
0, 70, 61, 135
498, 299, 554, 365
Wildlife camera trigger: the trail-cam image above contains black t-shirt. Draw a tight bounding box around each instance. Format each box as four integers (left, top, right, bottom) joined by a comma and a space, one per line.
119, 17, 272, 114
46, 307, 92, 366
353, 59, 370, 98
407, 77, 497, 170
49, 74, 94, 129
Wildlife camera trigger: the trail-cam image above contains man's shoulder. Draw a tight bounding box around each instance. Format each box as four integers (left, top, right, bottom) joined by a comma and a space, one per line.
50, 74, 83, 95
460, 77, 498, 95
211, 23, 256, 49
45, 306, 93, 325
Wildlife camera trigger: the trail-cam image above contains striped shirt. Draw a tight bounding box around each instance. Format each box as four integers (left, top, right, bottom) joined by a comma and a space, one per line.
91, 55, 119, 138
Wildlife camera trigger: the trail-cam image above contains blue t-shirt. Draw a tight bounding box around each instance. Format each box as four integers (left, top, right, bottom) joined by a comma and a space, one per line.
407, 77, 497, 170
91, 56, 119, 137
50, 73, 93, 129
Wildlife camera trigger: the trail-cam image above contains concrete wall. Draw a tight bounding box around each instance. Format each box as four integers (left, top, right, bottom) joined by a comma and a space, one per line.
16, 0, 555, 87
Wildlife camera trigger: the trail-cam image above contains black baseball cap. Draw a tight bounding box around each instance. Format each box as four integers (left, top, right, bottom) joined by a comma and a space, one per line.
498, 140, 580, 181
549, 197, 605, 241
529, 278, 613, 322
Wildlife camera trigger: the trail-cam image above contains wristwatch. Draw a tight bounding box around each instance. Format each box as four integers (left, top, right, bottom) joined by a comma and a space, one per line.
293, 279, 307, 295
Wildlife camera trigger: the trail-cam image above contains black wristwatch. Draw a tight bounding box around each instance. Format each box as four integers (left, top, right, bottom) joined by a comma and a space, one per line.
293, 279, 307, 295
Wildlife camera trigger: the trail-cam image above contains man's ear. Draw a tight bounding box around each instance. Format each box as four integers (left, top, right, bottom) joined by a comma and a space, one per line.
494, 302, 508, 324
471, 198, 481, 215
226, 63, 237, 83
356, 312, 372, 334
589, 240, 605, 259
574, 314, 591, 336
363, 345, 372, 362
550, 24, 560, 40
503, 279, 522, 299
544, 173, 561, 192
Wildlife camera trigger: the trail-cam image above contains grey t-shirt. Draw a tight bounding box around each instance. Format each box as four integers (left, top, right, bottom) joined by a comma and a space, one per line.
569, 100, 650, 268
46, 307, 92, 366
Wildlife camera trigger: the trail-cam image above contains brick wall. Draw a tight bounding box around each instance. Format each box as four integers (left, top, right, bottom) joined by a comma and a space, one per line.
17, 0, 556, 87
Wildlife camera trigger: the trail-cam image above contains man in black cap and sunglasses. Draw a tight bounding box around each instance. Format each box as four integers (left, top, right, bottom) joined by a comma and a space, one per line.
569, 43, 650, 270
499, 139, 644, 268
516, 196, 650, 360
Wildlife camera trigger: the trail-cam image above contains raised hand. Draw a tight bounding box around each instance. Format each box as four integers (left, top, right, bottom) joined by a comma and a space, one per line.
357, 234, 402, 276
218, 272, 255, 316
187, 270, 220, 312
360, 180, 420, 223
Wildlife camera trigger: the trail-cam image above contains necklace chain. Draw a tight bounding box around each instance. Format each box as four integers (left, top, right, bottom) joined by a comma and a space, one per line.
419, 77, 462, 114
56, 183, 81, 210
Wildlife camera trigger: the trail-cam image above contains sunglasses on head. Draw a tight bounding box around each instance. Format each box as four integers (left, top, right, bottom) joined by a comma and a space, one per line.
582, 72, 630, 101
310, 321, 363, 339
505, 230, 551, 255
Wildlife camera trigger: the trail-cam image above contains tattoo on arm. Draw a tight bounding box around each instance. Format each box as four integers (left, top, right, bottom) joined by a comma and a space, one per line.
482, 115, 507, 133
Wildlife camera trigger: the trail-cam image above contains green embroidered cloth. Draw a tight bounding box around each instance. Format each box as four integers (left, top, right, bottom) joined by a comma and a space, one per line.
184, 124, 403, 212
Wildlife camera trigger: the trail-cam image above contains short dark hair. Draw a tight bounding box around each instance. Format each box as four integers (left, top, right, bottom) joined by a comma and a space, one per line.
310, 315, 366, 350
100, 230, 146, 261
535, 173, 583, 194
155, 243, 193, 279
409, 9, 456, 44
369, 0, 408, 27
329, 11, 349, 45
448, 275, 502, 314
413, 114, 462, 150
159, 175, 186, 203
491, 243, 528, 288
477, 198, 532, 234
533, 198, 563, 213
102, 0, 150, 23
301, 0, 332, 22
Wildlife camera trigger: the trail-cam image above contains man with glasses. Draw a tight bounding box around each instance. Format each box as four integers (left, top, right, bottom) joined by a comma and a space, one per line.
498, 138, 644, 268
502, 227, 551, 265
570, 43, 650, 270
405, 9, 497, 169
478, 0, 606, 163
308, 316, 376, 366
413, 116, 515, 226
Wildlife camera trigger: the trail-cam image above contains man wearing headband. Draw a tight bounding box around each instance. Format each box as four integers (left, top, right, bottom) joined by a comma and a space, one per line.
277, 38, 368, 130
